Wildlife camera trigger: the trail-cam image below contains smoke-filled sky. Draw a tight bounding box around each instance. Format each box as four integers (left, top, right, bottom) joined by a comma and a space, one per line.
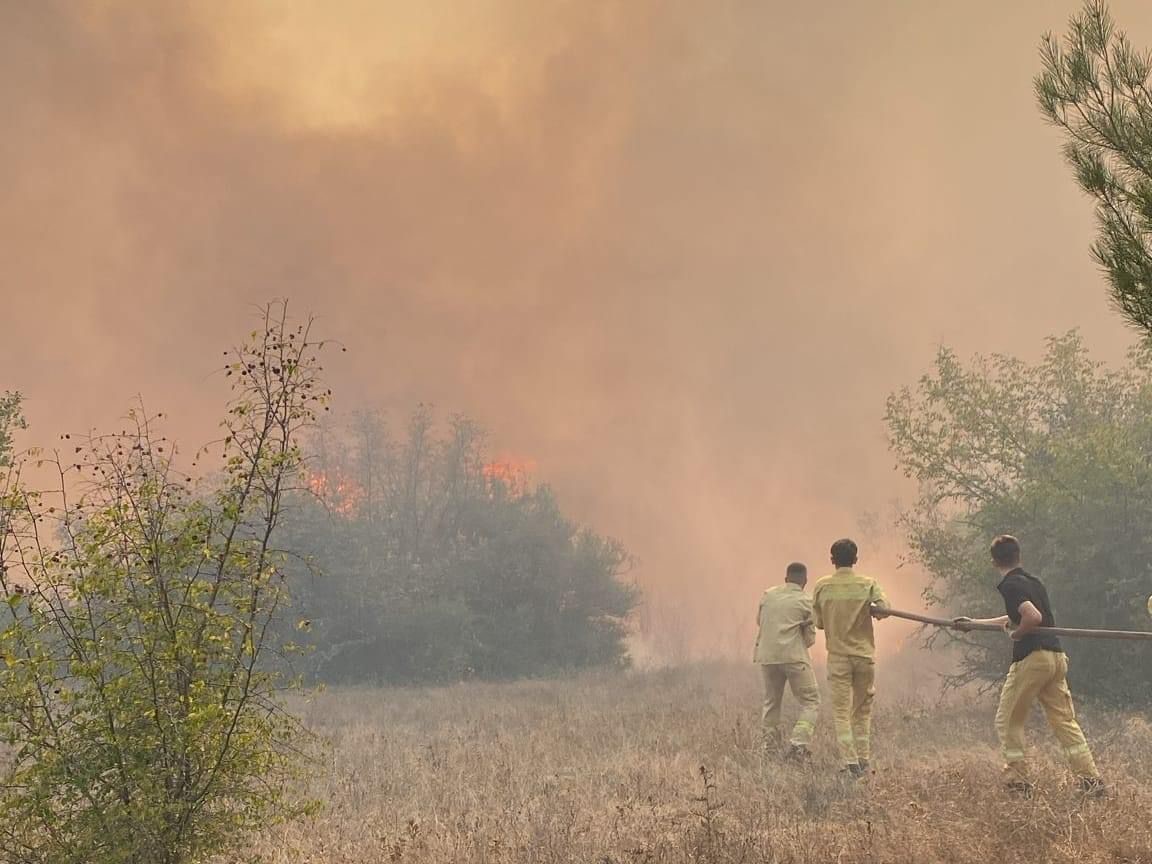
3, 1, 1149, 657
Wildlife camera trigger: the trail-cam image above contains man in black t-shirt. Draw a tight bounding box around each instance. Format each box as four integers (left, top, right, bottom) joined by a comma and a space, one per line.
953, 535, 1103, 796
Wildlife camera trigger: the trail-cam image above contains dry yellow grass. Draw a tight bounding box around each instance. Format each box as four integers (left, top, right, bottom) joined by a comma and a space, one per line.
249, 658, 1152, 863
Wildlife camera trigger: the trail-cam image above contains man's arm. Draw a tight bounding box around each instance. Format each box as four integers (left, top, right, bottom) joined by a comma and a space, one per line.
954, 577, 1025, 633
802, 624, 816, 648
868, 579, 890, 619
952, 614, 1011, 632
1009, 600, 1043, 640
811, 587, 824, 630
800, 600, 817, 647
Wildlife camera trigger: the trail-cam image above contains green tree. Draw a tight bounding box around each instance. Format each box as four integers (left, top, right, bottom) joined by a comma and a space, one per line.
278, 408, 638, 684
886, 332, 1152, 704
0, 304, 326, 863
0, 391, 24, 467
1037, 1, 1152, 334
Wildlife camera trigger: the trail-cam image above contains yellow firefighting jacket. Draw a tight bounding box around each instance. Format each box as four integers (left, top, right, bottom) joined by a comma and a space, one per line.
754, 583, 816, 665
812, 567, 888, 658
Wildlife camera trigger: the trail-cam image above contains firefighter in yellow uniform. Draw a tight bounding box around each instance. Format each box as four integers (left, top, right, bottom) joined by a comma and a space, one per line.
754, 562, 820, 760
953, 535, 1104, 797
811, 538, 888, 778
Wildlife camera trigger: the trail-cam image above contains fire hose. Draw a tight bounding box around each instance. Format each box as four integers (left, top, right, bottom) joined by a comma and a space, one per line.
876, 606, 1152, 641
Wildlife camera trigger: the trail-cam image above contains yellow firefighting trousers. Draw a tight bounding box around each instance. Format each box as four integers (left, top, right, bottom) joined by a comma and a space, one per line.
827, 653, 875, 766
760, 662, 820, 747
994, 649, 1099, 780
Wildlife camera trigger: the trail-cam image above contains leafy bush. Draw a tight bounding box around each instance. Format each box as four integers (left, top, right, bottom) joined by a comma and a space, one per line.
886, 332, 1152, 703
0, 305, 324, 864
0, 391, 24, 467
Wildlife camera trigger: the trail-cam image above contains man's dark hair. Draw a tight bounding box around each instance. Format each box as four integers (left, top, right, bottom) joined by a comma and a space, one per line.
990, 534, 1022, 567
830, 538, 858, 568
785, 562, 807, 584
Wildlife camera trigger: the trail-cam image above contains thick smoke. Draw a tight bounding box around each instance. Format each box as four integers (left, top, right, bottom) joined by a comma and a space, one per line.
2, 1, 1147, 658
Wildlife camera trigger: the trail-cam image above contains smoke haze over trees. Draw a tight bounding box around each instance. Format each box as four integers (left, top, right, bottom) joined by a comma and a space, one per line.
277, 408, 638, 684
5, 1, 1152, 657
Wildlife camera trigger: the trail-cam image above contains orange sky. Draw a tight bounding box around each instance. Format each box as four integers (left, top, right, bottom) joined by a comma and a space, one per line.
2, 1, 1149, 659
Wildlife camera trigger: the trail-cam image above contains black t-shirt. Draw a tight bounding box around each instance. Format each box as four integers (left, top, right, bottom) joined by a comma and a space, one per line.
997, 567, 1062, 663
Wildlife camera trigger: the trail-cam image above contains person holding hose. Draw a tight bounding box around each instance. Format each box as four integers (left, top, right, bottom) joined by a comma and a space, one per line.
953, 535, 1105, 797
812, 538, 889, 778
753, 562, 820, 761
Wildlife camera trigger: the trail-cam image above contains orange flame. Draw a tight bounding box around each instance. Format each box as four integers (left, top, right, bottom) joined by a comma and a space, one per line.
482, 457, 536, 498
305, 467, 364, 517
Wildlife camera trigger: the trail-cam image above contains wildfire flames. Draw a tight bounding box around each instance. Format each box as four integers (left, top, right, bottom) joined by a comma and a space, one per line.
304, 455, 536, 517
482, 457, 536, 498
305, 467, 364, 517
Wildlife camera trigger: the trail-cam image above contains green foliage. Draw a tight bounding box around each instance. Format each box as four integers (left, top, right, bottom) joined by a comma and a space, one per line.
0, 392, 25, 467
0, 305, 326, 864
886, 332, 1152, 703
1037, 1, 1152, 334
278, 408, 639, 684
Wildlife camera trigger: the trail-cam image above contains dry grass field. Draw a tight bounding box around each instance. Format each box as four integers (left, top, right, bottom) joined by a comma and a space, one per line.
250, 657, 1152, 864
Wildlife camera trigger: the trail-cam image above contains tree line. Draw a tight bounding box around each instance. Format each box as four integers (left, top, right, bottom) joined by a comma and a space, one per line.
274, 407, 638, 684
